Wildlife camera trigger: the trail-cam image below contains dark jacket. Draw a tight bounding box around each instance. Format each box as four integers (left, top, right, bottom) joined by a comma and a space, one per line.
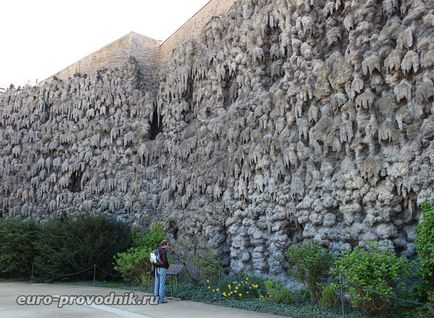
155, 247, 169, 269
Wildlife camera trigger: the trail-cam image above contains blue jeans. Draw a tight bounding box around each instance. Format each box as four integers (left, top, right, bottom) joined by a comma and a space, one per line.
154, 267, 167, 303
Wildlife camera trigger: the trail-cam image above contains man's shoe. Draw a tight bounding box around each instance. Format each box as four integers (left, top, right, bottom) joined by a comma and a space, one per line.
160, 300, 168, 304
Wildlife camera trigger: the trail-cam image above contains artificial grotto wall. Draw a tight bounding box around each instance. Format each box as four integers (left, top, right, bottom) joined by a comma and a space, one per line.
0, 60, 161, 226
1, 0, 434, 276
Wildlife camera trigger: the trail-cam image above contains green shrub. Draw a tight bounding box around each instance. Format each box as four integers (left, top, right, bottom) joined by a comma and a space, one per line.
415, 202, 434, 300
35, 214, 131, 281
264, 279, 292, 304
334, 245, 412, 316
196, 252, 224, 284
171, 236, 224, 285
114, 222, 164, 285
427, 291, 434, 317
264, 279, 308, 304
130, 222, 165, 251
113, 247, 150, 285
0, 218, 40, 278
287, 241, 334, 303
320, 282, 339, 309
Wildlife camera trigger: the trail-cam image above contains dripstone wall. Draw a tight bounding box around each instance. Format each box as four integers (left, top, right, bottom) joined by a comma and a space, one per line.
1, 60, 159, 227
1, 0, 433, 277
159, 0, 237, 67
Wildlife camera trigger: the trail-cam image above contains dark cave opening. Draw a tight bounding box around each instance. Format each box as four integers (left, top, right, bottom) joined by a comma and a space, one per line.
168, 220, 179, 240
68, 171, 83, 193
149, 108, 163, 140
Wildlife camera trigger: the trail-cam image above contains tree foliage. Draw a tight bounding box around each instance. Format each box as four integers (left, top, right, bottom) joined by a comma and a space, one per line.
114, 222, 164, 285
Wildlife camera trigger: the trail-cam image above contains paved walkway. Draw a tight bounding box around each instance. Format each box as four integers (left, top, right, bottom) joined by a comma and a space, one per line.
0, 282, 283, 318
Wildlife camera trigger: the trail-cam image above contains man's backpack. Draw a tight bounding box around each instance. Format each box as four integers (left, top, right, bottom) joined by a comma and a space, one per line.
150, 248, 162, 266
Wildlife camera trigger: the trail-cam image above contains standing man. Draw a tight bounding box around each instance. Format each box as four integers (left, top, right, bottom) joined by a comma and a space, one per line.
154, 239, 170, 304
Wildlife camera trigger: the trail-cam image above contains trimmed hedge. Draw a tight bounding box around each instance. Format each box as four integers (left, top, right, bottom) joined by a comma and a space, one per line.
0, 218, 40, 278
0, 214, 132, 281
35, 214, 132, 281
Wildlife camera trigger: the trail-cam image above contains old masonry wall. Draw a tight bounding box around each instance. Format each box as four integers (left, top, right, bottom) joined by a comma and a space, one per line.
1, 0, 434, 276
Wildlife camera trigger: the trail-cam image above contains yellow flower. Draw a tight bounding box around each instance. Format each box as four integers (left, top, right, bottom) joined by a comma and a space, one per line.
216, 288, 220, 292
223, 292, 227, 297
228, 284, 231, 289
239, 293, 242, 297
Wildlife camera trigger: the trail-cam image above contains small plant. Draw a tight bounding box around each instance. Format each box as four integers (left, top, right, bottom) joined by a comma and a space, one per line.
334, 245, 412, 315
287, 241, 334, 303
264, 280, 292, 304
196, 252, 224, 284
320, 282, 339, 309
264, 279, 308, 304
114, 222, 164, 285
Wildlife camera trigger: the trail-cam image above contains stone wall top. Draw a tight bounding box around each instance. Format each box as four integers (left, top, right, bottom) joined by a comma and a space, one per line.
48, 32, 161, 82
46, 0, 237, 82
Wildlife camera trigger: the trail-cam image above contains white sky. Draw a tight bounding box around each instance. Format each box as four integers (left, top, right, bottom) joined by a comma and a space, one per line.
0, 0, 210, 88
